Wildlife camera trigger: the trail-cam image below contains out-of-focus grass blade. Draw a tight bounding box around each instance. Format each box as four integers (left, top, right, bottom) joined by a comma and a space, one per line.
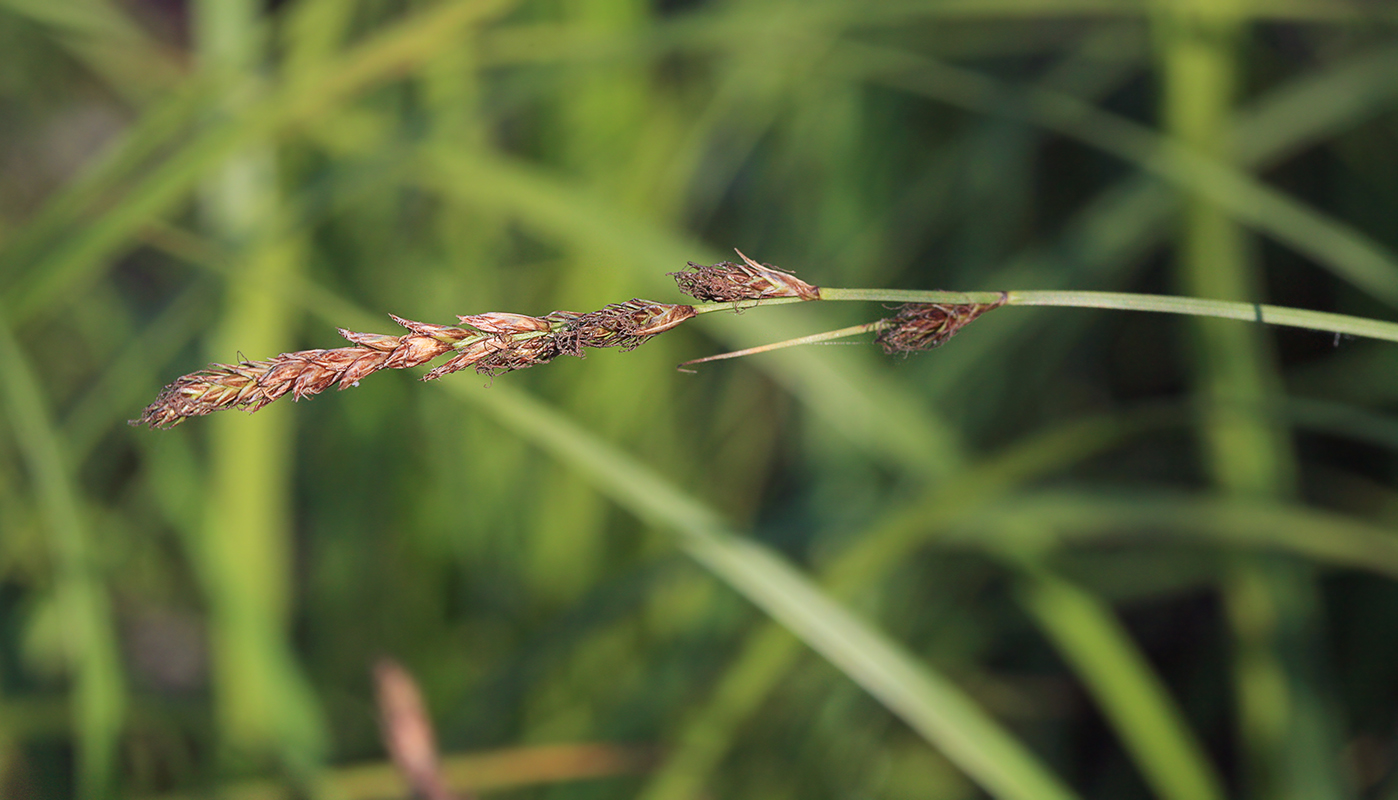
1230, 45, 1398, 165
0, 0, 184, 99
189, 0, 328, 768
466, 3, 1394, 72
0, 307, 124, 799
829, 42, 1398, 309
197, 244, 329, 765
1, 0, 518, 325
891, 1, 1394, 22
648, 398, 1398, 798
1015, 562, 1225, 800
638, 409, 1175, 800
1159, 9, 1341, 797
447, 380, 1079, 800
0, 78, 213, 286
959, 491, 1398, 577
62, 280, 212, 461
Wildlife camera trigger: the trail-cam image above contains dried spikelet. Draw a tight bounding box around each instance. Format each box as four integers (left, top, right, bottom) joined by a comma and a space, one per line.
339, 350, 392, 387
132, 315, 477, 429
874, 295, 1008, 354
448, 311, 572, 377
380, 337, 454, 370
472, 334, 562, 377
337, 329, 400, 351
388, 314, 473, 342
670, 250, 820, 302
133, 350, 357, 429
420, 338, 506, 381
134, 288, 702, 429
559, 300, 696, 353
133, 307, 621, 427
457, 312, 552, 335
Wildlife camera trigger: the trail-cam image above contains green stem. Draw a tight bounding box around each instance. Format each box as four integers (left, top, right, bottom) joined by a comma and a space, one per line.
1007, 291, 1396, 343
815, 288, 1009, 305
689, 296, 807, 314
693, 288, 1398, 345
679, 321, 890, 369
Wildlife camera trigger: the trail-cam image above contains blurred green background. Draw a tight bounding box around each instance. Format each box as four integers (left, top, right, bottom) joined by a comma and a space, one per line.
5, 0, 1398, 798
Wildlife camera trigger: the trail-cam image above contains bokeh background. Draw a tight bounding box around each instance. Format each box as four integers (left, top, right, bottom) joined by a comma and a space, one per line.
5, 1, 1398, 798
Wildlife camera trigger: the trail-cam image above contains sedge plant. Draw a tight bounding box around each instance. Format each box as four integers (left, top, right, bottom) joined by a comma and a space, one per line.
132, 250, 1398, 428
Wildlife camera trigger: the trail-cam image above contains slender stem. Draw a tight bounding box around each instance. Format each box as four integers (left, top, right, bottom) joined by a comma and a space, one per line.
816, 288, 1009, 305
1011, 291, 1398, 344
679, 321, 891, 370
690, 296, 807, 315
697, 288, 1398, 345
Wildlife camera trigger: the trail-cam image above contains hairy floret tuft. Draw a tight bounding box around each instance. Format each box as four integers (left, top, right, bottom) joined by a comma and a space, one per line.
874, 295, 1008, 354
670, 250, 819, 302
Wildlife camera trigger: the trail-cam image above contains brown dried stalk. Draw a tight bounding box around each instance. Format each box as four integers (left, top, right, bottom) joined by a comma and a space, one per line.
375, 658, 468, 800
670, 249, 820, 302
132, 300, 694, 429
132, 253, 1016, 429
873, 295, 1008, 354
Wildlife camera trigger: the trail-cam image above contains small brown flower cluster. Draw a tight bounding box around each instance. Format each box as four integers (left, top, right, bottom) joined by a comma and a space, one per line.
557, 299, 696, 353
874, 295, 1008, 354
670, 250, 820, 302
133, 300, 695, 429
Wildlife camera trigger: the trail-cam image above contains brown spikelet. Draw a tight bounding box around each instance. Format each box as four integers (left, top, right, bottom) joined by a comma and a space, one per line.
436, 311, 574, 378
290, 355, 342, 400
420, 339, 506, 381
339, 350, 392, 387
874, 295, 1008, 354
132, 315, 488, 429
388, 314, 473, 342
381, 336, 454, 370
559, 299, 696, 352
670, 250, 820, 302
133, 307, 600, 428
132, 354, 321, 429
133, 288, 706, 429
472, 334, 562, 376
339, 329, 401, 351
457, 312, 552, 335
